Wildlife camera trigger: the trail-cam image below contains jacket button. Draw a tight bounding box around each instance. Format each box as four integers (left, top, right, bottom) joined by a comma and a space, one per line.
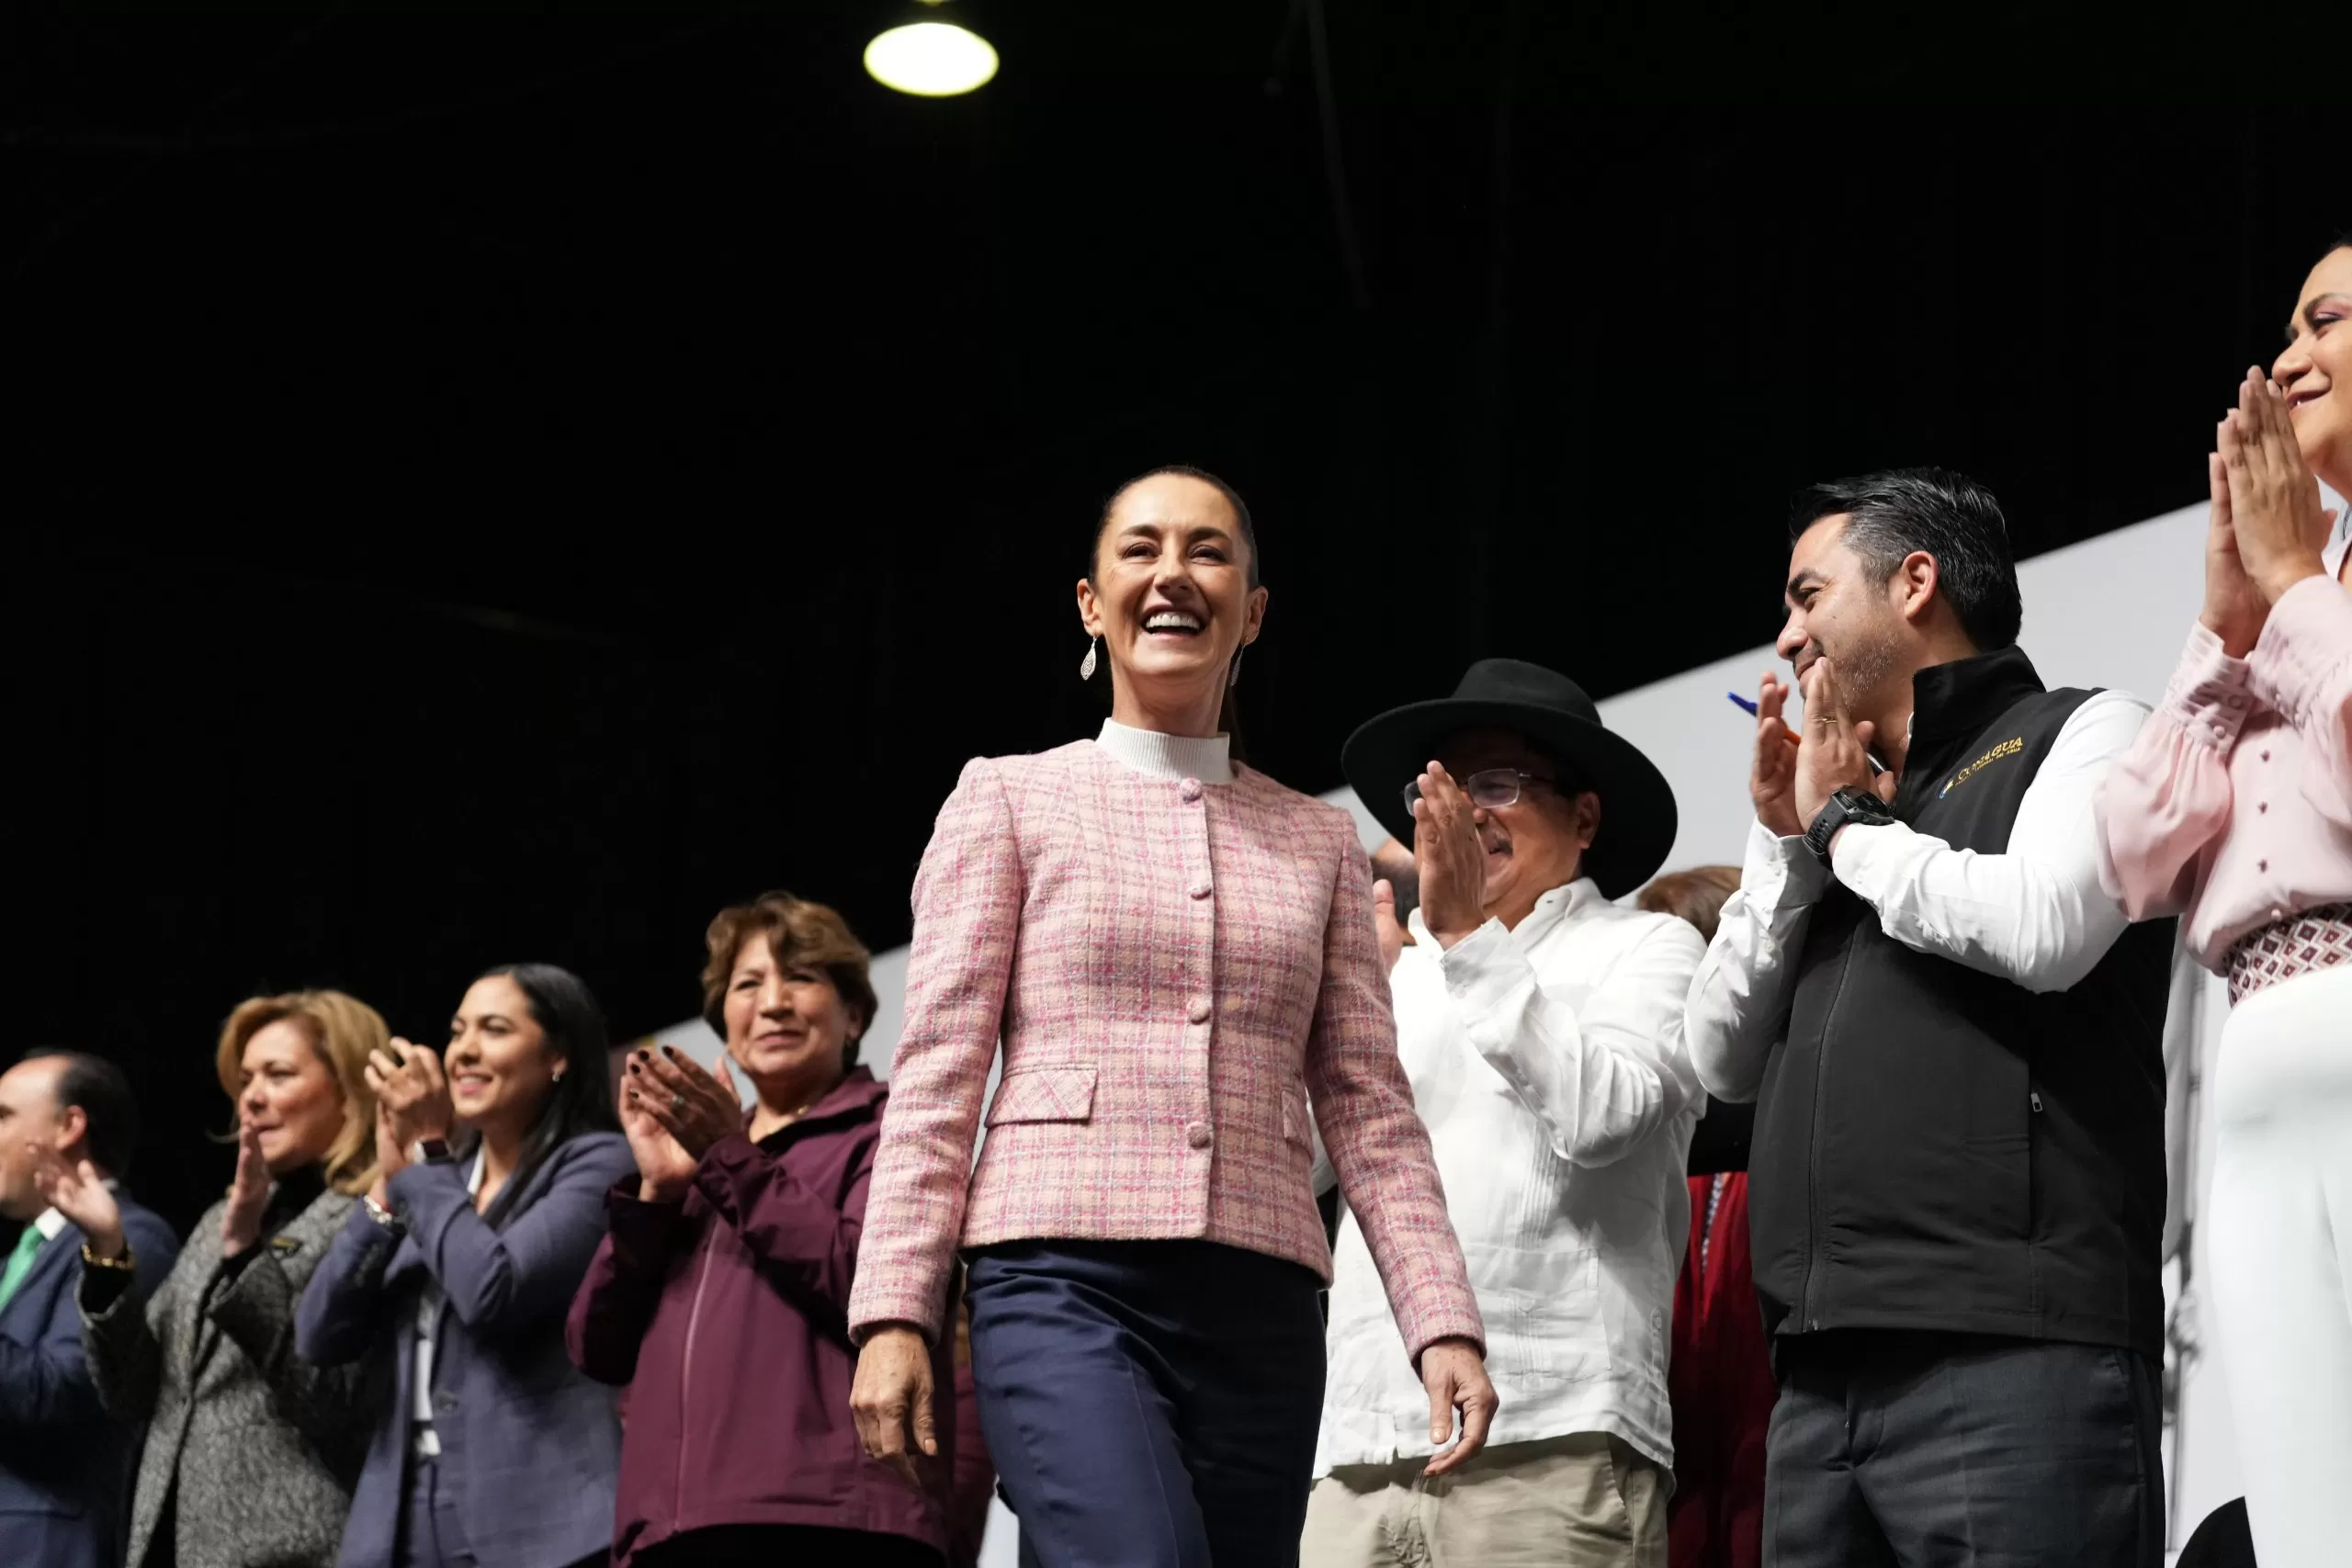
1189, 1001, 1212, 1024
2258, 801, 2267, 814
1185, 1122, 1213, 1150
1189, 881, 1213, 899
2261, 750, 2271, 762
1179, 779, 1203, 803
2258, 860, 2268, 874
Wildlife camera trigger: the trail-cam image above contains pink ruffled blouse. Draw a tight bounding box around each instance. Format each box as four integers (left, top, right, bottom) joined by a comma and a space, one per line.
2096, 554, 2352, 973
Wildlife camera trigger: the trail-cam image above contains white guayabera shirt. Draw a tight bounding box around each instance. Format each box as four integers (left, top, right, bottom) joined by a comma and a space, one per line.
1314, 878, 1706, 1473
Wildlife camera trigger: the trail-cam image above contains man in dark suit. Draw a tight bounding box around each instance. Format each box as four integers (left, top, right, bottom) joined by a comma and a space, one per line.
0, 1049, 179, 1568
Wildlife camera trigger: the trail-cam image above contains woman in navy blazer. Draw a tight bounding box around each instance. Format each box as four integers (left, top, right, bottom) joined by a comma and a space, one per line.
296, 963, 636, 1568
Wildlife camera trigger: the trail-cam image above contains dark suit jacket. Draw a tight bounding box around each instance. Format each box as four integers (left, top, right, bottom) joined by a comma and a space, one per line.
0, 1196, 178, 1568
298, 1133, 634, 1568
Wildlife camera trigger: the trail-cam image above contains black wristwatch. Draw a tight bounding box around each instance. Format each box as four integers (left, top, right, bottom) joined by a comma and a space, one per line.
1804, 786, 1895, 863
411, 1136, 455, 1166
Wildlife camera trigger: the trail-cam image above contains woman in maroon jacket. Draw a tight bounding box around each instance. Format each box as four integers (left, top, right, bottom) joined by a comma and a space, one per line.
566, 893, 957, 1567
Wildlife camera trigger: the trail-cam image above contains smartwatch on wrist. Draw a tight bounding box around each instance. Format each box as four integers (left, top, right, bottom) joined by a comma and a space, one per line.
1804, 786, 1895, 863
411, 1137, 455, 1167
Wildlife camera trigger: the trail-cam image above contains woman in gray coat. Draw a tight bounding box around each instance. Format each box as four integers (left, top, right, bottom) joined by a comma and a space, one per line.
41, 988, 392, 1568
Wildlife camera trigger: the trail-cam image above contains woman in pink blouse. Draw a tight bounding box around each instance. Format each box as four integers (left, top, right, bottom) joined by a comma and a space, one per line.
2096, 239, 2352, 1568
847, 468, 1493, 1568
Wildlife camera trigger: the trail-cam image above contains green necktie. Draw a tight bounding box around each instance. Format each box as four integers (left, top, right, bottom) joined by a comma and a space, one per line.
0, 1224, 48, 1315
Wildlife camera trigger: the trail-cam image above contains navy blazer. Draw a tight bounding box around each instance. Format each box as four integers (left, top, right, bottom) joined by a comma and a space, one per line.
297, 1132, 635, 1568
0, 1196, 179, 1568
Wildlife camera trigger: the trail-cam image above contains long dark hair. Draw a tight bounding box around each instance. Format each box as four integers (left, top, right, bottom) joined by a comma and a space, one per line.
1088, 464, 1262, 751
459, 962, 617, 1229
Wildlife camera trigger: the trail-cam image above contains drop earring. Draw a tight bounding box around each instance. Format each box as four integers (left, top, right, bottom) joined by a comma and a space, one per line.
1080, 636, 1099, 681
1227, 645, 1245, 689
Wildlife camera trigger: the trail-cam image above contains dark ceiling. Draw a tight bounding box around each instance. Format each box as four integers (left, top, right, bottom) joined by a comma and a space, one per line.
7, 2, 2342, 1228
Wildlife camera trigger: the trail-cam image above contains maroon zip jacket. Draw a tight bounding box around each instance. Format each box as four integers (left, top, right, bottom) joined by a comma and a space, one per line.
565, 1067, 957, 1562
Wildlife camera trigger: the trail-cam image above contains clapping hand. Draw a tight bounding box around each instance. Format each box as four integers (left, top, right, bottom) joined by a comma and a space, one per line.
1793, 658, 1895, 833
617, 1053, 700, 1201
1408, 762, 1492, 951
220, 1122, 272, 1258
1749, 671, 1803, 838
366, 1040, 456, 1167
33, 1145, 126, 1260
2220, 367, 2336, 607
624, 1046, 746, 1161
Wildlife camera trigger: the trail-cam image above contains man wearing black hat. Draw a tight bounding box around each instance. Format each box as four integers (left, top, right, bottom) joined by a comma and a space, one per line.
1304, 660, 1702, 1568
1686, 469, 2172, 1568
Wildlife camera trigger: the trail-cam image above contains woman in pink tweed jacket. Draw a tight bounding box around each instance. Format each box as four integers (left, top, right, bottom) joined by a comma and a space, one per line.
850, 468, 1491, 1568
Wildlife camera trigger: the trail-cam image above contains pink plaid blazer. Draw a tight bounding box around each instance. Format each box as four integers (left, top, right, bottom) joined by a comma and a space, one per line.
848, 740, 1484, 1362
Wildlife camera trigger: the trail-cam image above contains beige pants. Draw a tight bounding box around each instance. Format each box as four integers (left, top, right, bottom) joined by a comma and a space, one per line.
1301, 1432, 1668, 1568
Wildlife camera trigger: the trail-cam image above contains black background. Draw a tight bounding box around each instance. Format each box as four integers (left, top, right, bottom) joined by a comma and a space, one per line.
7, 2, 2342, 1234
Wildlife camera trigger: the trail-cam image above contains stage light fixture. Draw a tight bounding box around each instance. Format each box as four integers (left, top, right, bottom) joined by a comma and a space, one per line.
864, 2, 998, 98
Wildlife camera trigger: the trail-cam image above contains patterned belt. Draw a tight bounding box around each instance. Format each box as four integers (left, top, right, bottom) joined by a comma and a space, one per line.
2225, 901, 2352, 1006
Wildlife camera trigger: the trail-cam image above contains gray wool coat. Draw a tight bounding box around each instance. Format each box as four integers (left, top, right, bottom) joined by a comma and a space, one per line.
82, 1182, 391, 1568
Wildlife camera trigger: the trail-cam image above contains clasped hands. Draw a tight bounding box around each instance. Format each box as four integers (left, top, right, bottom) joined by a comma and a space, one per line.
2202, 366, 2337, 658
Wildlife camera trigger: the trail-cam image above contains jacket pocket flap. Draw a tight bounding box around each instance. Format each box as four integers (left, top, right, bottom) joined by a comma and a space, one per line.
1279, 1078, 1312, 1147
986, 1066, 1098, 1126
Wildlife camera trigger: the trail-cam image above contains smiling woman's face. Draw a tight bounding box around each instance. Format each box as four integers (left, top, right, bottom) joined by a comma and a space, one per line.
2275, 245, 2352, 496
722, 932, 855, 1101
445, 975, 560, 1140
1077, 473, 1268, 716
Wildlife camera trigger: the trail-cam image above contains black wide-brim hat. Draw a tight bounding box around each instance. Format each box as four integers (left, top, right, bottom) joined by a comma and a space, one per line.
1341, 658, 1679, 899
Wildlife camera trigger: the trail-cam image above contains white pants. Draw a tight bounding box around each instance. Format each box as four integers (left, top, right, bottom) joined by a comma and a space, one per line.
2207, 964, 2352, 1568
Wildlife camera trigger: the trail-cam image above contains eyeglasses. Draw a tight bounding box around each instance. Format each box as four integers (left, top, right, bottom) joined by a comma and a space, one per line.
1400, 768, 1557, 817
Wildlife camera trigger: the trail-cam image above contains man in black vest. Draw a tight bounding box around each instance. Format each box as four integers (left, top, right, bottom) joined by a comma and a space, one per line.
1686, 468, 2174, 1568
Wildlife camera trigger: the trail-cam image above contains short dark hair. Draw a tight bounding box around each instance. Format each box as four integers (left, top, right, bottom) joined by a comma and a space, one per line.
464, 963, 618, 1229
1789, 467, 2022, 651
20, 1049, 138, 1179
1090, 465, 1261, 589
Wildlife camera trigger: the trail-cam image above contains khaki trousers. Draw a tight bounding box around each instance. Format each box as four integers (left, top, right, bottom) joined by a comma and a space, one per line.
1302, 1432, 1668, 1568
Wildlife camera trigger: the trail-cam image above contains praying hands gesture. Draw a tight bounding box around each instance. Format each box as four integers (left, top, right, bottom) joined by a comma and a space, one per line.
1793, 658, 1895, 834
2214, 367, 2336, 635
1408, 762, 1492, 951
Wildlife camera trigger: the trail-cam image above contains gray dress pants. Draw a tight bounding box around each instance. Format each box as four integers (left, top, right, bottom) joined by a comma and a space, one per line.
1761, 1331, 2163, 1568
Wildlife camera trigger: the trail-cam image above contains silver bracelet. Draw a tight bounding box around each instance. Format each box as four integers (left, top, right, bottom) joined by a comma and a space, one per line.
362, 1194, 405, 1233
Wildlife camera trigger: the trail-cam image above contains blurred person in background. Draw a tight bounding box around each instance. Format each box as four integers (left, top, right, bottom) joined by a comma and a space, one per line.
850, 469, 1490, 1568
297, 964, 632, 1568
1636, 867, 1774, 1568
45, 989, 392, 1568
1307, 660, 1697, 1568
0, 1049, 179, 1568
2096, 237, 2352, 1568
569, 892, 956, 1567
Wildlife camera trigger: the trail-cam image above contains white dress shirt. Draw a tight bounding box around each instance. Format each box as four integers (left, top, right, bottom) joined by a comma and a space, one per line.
1688, 688, 2150, 1102
1315, 878, 1707, 1473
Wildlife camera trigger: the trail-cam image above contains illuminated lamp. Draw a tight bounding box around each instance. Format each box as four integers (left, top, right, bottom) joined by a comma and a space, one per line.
864, 1, 998, 97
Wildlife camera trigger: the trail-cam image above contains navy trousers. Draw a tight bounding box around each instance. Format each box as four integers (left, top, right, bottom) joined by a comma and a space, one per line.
1762, 1331, 2164, 1568
965, 1239, 1327, 1568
